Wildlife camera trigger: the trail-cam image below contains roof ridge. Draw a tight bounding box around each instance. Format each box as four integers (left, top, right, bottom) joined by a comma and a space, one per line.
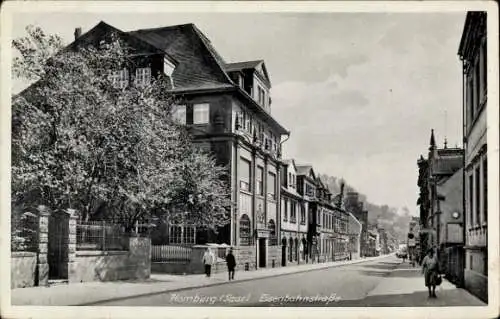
189, 24, 234, 85
129, 23, 195, 34
225, 59, 264, 65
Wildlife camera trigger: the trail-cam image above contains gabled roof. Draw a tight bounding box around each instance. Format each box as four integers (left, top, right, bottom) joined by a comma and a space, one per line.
282, 159, 298, 172
69, 21, 178, 64
315, 176, 325, 189
224, 59, 271, 87
296, 165, 317, 181
129, 23, 233, 90
225, 60, 263, 71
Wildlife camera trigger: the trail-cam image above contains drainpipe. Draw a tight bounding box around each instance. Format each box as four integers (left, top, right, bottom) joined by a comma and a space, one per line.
277, 132, 290, 248
461, 57, 467, 288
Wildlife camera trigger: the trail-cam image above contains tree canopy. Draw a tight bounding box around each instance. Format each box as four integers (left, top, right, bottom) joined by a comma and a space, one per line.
11, 25, 231, 231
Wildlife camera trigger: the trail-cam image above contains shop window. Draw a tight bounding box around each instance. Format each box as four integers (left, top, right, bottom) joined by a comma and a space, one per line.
239, 214, 252, 246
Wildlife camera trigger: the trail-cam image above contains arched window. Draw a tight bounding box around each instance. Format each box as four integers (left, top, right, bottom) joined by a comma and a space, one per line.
239, 214, 251, 246
268, 219, 277, 245
293, 238, 299, 261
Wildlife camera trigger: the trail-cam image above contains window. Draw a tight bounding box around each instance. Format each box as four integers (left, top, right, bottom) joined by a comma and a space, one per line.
283, 198, 288, 221
290, 200, 296, 223
268, 172, 276, 200
268, 220, 277, 245
109, 68, 129, 89
475, 167, 480, 225
193, 103, 210, 124
168, 225, 195, 245
483, 157, 488, 223
482, 39, 487, 94
256, 166, 264, 196
469, 175, 474, 226
474, 59, 480, 113
171, 105, 186, 124
467, 76, 473, 127
239, 214, 252, 246
164, 57, 175, 88
300, 205, 306, 224
258, 86, 266, 106
135, 67, 151, 87
240, 157, 251, 192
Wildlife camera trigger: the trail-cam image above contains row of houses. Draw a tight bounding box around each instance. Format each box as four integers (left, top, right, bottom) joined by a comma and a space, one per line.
55, 21, 375, 271
416, 11, 488, 302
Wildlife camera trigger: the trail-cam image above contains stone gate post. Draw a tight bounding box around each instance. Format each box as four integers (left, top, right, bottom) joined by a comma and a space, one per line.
36, 205, 50, 286
67, 209, 79, 283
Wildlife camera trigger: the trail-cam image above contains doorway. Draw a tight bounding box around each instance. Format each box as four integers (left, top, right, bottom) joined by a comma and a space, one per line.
281, 238, 287, 266
258, 238, 266, 268
48, 212, 69, 280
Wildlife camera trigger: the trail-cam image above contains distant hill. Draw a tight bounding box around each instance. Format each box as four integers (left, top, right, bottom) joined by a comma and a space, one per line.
319, 173, 412, 242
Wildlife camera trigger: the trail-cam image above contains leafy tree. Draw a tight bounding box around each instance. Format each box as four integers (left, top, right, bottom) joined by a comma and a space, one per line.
12, 25, 231, 232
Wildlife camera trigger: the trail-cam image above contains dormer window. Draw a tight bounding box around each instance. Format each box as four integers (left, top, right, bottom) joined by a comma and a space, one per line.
238, 74, 245, 88
135, 67, 151, 87
257, 86, 266, 107
109, 68, 129, 89
163, 57, 175, 88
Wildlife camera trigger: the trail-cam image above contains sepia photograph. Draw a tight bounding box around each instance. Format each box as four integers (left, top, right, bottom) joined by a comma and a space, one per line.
0, 1, 498, 319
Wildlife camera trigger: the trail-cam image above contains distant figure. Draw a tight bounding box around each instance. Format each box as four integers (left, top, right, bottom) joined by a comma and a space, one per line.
422, 248, 440, 298
202, 248, 216, 277
226, 248, 236, 281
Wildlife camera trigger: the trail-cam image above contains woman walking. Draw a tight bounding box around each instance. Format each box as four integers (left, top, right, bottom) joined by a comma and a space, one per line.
422, 248, 440, 298
226, 248, 236, 281
202, 248, 216, 277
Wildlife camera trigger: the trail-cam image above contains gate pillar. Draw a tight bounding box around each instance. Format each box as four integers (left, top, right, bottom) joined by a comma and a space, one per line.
36, 205, 51, 286
67, 209, 79, 283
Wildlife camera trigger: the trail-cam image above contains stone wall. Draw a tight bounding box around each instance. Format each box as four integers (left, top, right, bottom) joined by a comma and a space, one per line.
233, 246, 256, 271
11, 252, 37, 288
268, 245, 281, 268
71, 237, 151, 283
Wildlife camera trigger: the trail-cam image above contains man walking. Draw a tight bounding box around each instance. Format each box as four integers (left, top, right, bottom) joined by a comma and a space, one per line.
202, 248, 215, 277
226, 248, 236, 281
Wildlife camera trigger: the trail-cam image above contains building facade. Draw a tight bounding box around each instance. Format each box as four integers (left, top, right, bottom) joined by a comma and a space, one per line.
417, 130, 465, 284
344, 192, 369, 257
347, 212, 363, 260
296, 165, 320, 262
315, 178, 349, 262
458, 11, 488, 302
280, 159, 307, 266
69, 22, 290, 270
407, 216, 421, 262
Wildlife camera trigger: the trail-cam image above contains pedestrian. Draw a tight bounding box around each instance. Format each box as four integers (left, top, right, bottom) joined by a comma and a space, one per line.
226, 248, 236, 281
421, 248, 440, 298
202, 248, 215, 277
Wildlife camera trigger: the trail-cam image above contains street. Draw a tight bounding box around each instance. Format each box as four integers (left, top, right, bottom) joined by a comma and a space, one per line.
93, 255, 485, 307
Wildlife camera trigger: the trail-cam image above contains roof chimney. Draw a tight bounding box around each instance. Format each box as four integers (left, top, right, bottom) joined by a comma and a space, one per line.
74, 27, 82, 41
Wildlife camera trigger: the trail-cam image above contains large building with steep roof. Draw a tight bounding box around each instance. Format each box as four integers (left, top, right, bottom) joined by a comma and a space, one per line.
458, 11, 488, 302
66, 21, 290, 270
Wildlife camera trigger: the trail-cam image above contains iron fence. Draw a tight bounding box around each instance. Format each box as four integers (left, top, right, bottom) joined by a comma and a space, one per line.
76, 220, 129, 251
151, 244, 192, 262
11, 211, 38, 252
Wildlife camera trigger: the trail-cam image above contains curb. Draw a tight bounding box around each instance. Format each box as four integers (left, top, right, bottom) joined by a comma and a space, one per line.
78, 254, 392, 306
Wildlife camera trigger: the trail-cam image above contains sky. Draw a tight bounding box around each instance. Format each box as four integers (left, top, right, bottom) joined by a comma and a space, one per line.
10, 10, 468, 214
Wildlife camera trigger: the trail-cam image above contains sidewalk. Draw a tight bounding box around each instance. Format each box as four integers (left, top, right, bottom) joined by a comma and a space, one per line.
11, 254, 390, 306
361, 261, 486, 306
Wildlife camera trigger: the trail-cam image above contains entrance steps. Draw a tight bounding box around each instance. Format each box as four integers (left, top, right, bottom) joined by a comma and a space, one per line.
48, 279, 68, 286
